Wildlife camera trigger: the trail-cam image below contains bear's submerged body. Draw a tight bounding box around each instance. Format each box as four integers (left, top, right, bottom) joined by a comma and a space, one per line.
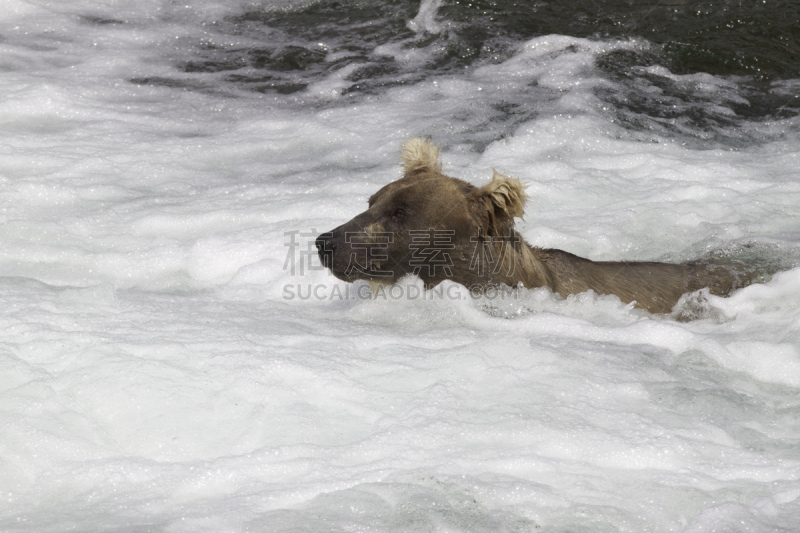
316, 138, 765, 314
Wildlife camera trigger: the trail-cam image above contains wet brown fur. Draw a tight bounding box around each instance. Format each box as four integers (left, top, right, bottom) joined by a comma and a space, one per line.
316, 138, 760, 314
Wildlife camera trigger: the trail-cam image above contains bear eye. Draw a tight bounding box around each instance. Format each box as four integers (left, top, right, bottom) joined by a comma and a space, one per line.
391, 207, 407, 221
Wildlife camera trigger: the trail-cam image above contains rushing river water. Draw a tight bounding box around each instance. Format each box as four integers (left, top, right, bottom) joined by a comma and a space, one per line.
1, 1, 800, 531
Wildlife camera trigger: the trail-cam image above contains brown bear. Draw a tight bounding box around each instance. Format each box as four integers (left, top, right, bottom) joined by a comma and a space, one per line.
316, 138, 761, 314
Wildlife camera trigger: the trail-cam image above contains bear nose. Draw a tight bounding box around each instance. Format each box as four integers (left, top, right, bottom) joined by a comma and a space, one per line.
316, 232, 335, 267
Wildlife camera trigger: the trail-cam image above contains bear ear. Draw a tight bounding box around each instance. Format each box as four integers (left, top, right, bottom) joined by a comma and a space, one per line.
471, 169, 528, 222
400, 137, 442, 177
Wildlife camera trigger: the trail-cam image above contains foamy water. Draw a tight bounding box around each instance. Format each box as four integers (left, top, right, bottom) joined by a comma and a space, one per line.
2, 1, 800, 531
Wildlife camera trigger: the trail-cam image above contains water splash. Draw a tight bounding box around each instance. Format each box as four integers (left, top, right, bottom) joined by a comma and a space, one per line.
407, 0, 443, 34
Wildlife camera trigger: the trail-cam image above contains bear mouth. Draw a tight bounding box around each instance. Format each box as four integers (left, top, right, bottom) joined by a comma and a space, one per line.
316, 231, 397, 282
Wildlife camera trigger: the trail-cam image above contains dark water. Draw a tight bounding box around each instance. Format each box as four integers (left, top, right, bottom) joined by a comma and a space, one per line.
448, 0, 800, 81
130, 0, 800, 144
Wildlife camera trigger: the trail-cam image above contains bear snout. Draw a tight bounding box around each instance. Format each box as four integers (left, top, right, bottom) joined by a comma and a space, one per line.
315, 232, 335, 269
